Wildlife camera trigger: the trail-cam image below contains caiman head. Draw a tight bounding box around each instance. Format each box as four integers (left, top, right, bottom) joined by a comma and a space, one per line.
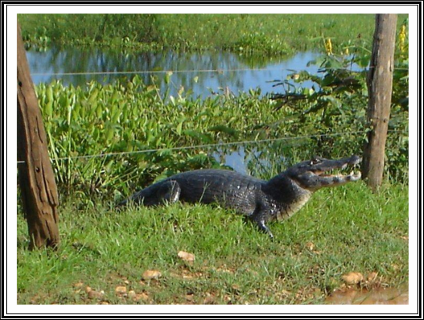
284, 155, 362, 191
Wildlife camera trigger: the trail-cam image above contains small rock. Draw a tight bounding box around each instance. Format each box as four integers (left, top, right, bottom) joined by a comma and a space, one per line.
203, 293, 215, 304
142, 270, 162, 280
127, 290, 149, 302
135, 292, 149, 301
231, 284, 241, 294
115, 286, 127, 295
305, 242, 315, 251
178, 251, 195, 262
341, 272, 364, 285
367, 272, 378, 283
87, 290, 104, 300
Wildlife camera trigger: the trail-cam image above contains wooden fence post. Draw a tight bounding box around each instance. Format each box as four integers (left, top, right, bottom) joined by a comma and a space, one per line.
17, 22, 60, 249
362, 14, 397, 191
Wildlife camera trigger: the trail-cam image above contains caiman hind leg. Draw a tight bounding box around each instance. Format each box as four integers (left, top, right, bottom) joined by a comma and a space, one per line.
154, 180, 181, 205
119, 180, 181, 207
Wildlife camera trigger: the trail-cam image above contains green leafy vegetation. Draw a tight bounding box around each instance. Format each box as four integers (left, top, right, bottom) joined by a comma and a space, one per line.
33, 42, 408, 203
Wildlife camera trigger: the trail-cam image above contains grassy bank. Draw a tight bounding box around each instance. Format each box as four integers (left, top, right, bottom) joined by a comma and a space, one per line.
17, 181, 408, 305
18, 14, 401, 55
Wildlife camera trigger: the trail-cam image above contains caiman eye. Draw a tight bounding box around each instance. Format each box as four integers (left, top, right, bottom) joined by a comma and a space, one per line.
310, 157, 321, 165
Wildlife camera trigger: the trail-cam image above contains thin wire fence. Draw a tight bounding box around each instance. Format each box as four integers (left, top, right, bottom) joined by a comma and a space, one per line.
17, 129, 407, 165
30, 65, 408, 77
31, 67, 284, 77
22, 64, 408, 166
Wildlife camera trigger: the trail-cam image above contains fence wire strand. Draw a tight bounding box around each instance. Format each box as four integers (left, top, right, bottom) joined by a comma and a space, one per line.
31, 67, 278, 76
30, 66, 408, 77
21, 63, 408, 165
16, 129, 406, 165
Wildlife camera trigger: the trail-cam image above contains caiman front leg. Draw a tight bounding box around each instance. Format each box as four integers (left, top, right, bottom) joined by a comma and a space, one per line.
249, 205, 274, 240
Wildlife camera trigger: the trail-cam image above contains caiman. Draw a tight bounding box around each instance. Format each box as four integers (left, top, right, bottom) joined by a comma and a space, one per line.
118, 155, 362, 238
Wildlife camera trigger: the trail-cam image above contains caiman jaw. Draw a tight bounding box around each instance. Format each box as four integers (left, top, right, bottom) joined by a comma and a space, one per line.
291, 155, 362, 191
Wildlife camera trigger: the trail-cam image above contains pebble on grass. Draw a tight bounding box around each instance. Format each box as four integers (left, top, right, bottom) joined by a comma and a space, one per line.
177, 251, 195, 262
142, 270, 162, 280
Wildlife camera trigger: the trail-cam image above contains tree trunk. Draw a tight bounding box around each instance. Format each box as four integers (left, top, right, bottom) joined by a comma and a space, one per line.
17, 22, 60, 249
362, 14, 397, 191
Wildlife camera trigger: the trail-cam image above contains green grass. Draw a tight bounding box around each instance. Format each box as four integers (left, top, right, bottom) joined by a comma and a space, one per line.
18, 14, 408, 55
17, 181, 408, 305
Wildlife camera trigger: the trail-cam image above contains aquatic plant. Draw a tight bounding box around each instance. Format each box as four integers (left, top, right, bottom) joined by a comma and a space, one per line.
34, 66, 408, 203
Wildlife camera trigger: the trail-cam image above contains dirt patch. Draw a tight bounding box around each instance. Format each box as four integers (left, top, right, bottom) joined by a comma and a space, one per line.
325, 285, 408, 304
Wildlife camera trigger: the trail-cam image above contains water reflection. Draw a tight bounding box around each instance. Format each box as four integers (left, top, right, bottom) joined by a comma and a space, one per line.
210, 138, 314, 177
27, 45, 322, 98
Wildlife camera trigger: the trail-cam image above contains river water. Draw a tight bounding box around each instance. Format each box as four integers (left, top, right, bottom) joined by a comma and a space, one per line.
27, 46, 326, 172
27, 45, 322, 99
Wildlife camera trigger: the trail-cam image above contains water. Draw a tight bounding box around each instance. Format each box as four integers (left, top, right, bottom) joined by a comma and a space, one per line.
27, 46, 359, 174
211, 145, 283, 176
27, 45, 322, 99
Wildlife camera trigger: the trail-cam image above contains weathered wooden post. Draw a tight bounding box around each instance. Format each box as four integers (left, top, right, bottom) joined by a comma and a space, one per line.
17, 22, 60, 249
362, 14, 397, 191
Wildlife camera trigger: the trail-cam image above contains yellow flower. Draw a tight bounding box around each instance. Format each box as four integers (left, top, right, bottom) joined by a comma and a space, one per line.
325, 38, 333, 55
399, 24, 406, 53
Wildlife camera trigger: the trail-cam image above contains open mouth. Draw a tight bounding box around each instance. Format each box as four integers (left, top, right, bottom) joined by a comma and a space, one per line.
316, 166, 361, 179
294, 156, 362, 190
313, 156, 362, 178
318, 171, 362, 180
291, 155, 363, 190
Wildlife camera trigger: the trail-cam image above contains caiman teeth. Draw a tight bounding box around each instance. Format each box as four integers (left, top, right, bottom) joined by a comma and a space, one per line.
349, 171, 362, 178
